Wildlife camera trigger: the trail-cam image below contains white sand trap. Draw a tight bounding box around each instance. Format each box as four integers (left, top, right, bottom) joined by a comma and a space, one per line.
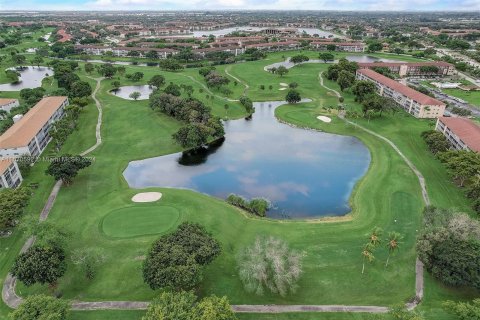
132, 192, 162, 203
279, 88, 287, 91
279, 83, 288, 87
317, 116, 332, 123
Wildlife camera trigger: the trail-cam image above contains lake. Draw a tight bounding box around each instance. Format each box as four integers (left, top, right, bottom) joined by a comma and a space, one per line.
0, 66, 53, 91
123, 101, 371, 219
112, 85, 154, 100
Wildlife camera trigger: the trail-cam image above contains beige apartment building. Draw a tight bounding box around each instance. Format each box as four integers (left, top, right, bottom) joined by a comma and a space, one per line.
0, 159, 22, 189
435, 117, 480, 152
0, 96, 68, 159
356, 69, 446, 118
357, 61, 455, 77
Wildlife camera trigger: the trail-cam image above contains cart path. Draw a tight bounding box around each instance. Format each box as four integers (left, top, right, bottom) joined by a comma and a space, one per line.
318, 71, 426, 308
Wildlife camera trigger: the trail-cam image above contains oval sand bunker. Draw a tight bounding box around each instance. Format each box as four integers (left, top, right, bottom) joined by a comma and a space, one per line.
132, 192, 162, 203
317, 115, 332, 123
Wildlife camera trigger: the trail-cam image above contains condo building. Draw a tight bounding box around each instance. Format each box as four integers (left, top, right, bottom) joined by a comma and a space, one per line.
356, 69, 446, 119
357, 62, 455, 77
310, 41, 366, 52
435, 117, 480, 152
0, 96, 68, 159
0, 159, 22, 189
0, 98, 19, 114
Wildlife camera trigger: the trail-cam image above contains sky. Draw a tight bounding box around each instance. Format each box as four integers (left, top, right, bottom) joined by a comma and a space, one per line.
0, 0, 479, 11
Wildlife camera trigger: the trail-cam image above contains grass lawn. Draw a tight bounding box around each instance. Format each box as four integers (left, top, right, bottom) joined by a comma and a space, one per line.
0, 50, 477, 319
443, 88, 480, 108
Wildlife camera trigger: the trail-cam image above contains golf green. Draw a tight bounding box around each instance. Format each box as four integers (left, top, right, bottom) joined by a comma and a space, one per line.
101, 206, 181, 238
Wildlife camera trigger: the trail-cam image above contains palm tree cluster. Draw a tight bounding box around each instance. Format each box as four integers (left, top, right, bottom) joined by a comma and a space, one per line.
361, 227, 403, 274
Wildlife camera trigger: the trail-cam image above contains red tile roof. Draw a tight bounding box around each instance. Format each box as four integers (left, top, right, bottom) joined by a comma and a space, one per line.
357, 69, 445, 106
358, 61, 453, 68
0, 158, 13, 175
438, 117, 480, 152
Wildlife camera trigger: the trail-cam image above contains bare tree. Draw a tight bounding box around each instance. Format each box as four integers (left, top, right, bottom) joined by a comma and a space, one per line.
237, 236, 303, 297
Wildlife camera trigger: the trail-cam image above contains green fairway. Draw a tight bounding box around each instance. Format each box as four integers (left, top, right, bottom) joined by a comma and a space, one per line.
0, 50, 477, 320
101, 205, 181, 238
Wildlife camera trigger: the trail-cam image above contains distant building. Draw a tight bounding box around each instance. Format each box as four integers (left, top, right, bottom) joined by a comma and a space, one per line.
245, 41, 300, 51
0, 97, 68, 159
0, 159, 22, 189
74, 45, 178, 59
0, 98, 19, 114
357, 62, 455, 77
311, 41, 365, 52
356, 69, 446, 119
435, 117, 480, 153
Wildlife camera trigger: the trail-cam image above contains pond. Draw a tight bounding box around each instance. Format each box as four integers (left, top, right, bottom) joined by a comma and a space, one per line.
112, 85, 153, 100
0, 66, 53, 91
123, 101, 371, 219
192, 26, 337, 38
344, 55, 404, 63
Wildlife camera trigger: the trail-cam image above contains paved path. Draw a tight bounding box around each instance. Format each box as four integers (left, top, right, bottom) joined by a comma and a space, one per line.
80, 77, 104, 156
318, 71, 426, 308
2, 77, 105, 310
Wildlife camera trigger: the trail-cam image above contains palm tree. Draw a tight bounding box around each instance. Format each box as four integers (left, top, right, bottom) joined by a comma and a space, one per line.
385, 232, 402, 268
368, 227, 383, 247
361, 243, 375, 274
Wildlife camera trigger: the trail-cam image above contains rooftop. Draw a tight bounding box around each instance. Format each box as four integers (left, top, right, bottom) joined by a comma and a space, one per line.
0, 98, 18, 106
0, 96, 68, 150
358, 61, 453, 68
357, 69, 446, 106
439, 117, 480, 152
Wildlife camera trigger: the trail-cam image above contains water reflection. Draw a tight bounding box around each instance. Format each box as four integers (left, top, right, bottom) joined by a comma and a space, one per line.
112, 85, 153, 100
123, 101, 371, 218
0, 66, 53, 91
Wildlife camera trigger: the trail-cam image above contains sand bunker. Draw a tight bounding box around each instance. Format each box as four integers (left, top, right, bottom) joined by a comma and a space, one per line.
279, 83, 288, 87
132, 192, 162, 203
317, 116, 332, 123
279, 88, 287, 91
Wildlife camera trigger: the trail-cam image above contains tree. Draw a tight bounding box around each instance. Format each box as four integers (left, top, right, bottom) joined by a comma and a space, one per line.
239, 96, 254, 114
224, 104, 229, 117
417, 206, 480, 289
111, 80, 121, 93
326, 44, 336, 51
352, 80, 376, 102
70, 81, 92, 98
421, 130, 450, 154
290, 54, 309, 64
164, 82, 182, 96
276, 65, 289, 77
98, 63, 116, 78
443, 299, 480, 320
143, 291, 237, 320
45, 155, 92, 185
148, 74, 165, 89
10, 295, 69, 320
12, 54, 26, 65
84, 63, 94, 74
32, 55, 44, 67
195, 295, 237, 320
319, 52, 334, 63
11, 244, 67, 286
385, 232, 402, 267
5, 69, 19, 83
143, 222, 221, 290
361, 243, 375, 274
237, 236, 303, 296
438, 150, 480, 187
127, 71, 144, 82
143, 291, 197, 320
289, 82, 298, 89
129, 91, 141, 101
285, 89, 301, 104
0, 187, 30, 231
368, 41, 383, 52
337, 70, 355, 91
